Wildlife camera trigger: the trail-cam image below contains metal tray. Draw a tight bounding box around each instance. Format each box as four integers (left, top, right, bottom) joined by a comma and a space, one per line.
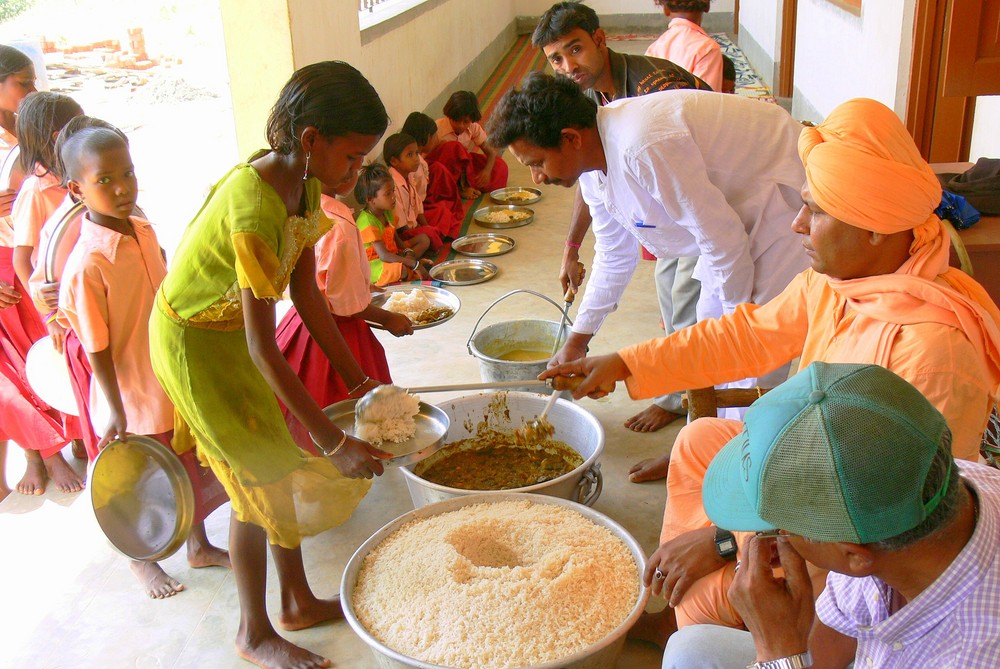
450, 233, 516, 257
89, 435, 195, 562
370, 284, 461, 329
473, 204, 534, 229
490, 186, 542, 206
429, 258, 499, 285
323, 399, 450, 468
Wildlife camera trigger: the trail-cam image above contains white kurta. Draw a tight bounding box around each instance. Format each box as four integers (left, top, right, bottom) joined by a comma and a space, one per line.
574, 90, 809, 336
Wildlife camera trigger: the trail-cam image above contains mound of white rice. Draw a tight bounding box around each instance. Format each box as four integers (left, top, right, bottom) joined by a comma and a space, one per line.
353, 499, 639, 668
383, 290, 434, 320
355, 389, 420, 445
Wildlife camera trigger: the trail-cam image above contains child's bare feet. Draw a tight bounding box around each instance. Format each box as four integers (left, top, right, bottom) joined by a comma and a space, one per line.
71, 439, 87, 459
129, 560, 185, 598
278, 595, 344, 632
0, 480, 10, 503
628, 455, 671, 483
236, 633, 331, 669
187, 541, 232, 569
16, 450, 47, 495
43, 452, 85, 493
460, 186, 480, 199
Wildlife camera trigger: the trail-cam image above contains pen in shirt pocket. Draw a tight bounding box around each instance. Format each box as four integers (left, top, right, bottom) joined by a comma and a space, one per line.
634, 219, 655, 228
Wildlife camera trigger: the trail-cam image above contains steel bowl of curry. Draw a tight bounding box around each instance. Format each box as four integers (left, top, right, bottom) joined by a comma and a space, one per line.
400, 391, 604, 509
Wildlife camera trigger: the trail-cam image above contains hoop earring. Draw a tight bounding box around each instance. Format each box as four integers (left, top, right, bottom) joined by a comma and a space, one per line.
302, 152, 311, 181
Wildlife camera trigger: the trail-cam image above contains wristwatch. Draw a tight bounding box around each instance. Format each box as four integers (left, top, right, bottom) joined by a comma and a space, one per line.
715, 526, 738, 560
747, 651, 813, 669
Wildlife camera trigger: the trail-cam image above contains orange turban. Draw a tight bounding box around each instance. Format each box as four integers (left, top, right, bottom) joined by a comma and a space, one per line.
798, 98, 942, 241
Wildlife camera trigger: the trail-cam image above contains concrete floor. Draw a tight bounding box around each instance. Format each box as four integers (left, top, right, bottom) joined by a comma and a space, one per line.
0, 152, 682, 668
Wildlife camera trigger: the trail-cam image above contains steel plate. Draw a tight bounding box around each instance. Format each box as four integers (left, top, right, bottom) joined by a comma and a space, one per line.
473, 204, 534, 229
490, 186, 542, 206
370, 284, 461, 329
89, 435, 195, 562
323, 399, 450, 468
450, 233, 516, 257
429, 258, 499, 285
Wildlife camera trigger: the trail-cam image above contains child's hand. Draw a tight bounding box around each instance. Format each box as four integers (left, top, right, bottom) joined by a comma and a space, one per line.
38, 281, 60, 310
97, 407, 129, 450
323, 434, 390, 479
474, 168, 491, 189
416, 265, 432, 281
383, 312, 414, 337
0, 279, 21, 309
460, 185, 480, 200
47, 320, 67, 354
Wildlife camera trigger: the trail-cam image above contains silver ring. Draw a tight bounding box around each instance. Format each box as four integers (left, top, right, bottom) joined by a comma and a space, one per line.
654, 568, 664, 580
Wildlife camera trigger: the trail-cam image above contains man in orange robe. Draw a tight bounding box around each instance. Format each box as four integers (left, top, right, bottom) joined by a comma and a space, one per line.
542, 97, 1000, 645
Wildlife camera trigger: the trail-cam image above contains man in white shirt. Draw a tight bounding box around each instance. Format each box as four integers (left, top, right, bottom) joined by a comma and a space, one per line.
487, 73, 807, 439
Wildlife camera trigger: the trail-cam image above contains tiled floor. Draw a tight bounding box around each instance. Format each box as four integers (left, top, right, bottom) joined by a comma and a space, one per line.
2, 31, 773, 669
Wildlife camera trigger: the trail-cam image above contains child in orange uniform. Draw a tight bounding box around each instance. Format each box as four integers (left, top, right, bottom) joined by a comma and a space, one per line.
356, 163, 431, 286
57, 121, 229, 598
7, 91, 83, 493
401, 111, 466, 231
277, 170, 413, 450
434, 90, 508, 198
385, 132, 458, 248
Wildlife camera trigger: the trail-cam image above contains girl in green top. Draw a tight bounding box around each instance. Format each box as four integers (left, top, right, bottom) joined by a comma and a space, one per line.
149, 62, 390, 669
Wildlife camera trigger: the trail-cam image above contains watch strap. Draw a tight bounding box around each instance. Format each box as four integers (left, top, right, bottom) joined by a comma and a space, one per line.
748, 651, 813, 669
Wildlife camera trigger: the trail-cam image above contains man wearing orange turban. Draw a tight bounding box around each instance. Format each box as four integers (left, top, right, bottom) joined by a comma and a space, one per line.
542, 98, 1000, 647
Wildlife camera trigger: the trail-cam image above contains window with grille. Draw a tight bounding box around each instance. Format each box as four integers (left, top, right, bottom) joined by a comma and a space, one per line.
359, 0, 431, 29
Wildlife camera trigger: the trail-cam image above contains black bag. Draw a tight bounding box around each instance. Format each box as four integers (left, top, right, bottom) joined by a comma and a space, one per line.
936, 158, 1000, 215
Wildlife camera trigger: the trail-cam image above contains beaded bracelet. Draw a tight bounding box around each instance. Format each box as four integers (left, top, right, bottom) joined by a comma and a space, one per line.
565, 240, 582, 249
348, 375, 371, 395
313, 431, 348, 457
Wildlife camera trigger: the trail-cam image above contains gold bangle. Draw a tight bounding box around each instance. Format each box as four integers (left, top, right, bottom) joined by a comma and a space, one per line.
348, 375, 370, 395
313, 431, 348, 457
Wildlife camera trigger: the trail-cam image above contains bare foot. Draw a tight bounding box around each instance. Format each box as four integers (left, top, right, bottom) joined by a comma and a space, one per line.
0, 482, 10, 503
129, 561, 185, 598
628, 455, 670, 483
16, 450, 47, 495
43, 452, 85, 493
460, 186, 480, 200
624, 404, 684, 433
278, 595, 344, 632
188, 543, 232, 570
627, 607, 677, 649
236, 632, 331, 669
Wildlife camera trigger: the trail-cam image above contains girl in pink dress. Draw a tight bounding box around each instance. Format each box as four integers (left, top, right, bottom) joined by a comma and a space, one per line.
277, 172, 414, 451
0, 43, 38, 500
433, 90, 509, 198
2, 85, 84, 494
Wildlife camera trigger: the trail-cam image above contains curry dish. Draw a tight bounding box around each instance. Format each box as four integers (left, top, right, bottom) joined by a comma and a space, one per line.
414, 433, 583, 490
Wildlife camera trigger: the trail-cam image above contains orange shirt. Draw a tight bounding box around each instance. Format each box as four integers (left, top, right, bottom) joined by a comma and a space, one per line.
390, 165, 421, 230
620, 268, 993, 462
435, 117, 487, 154
316, 194, 370, 317
58, 216, 172, 435
645, 18, 724, 92
12, 168, 66, 263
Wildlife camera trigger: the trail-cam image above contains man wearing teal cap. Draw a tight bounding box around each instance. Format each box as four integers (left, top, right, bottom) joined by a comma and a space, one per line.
662, 361, 1000, 669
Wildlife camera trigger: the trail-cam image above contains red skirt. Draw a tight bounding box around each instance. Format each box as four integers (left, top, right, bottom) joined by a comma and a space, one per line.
0, 246, 68, 456
64, 330, 100, 460
427, 140, 508, 200
276, 307, 392, 452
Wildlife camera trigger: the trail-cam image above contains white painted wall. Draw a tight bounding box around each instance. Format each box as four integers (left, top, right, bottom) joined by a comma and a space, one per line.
791, 0, 914, 121
738, 0, 780, 59
970, 97, 1000, 162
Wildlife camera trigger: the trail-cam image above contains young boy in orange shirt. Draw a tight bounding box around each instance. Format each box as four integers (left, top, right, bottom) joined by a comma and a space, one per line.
57, 120, 229, 599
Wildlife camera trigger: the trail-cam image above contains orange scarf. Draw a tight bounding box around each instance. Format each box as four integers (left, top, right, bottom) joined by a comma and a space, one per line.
799, 99, 1000, 396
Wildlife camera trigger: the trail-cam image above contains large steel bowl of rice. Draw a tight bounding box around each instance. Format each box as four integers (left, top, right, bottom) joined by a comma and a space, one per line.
341, 493, 650, 669
399, 392, 604, 508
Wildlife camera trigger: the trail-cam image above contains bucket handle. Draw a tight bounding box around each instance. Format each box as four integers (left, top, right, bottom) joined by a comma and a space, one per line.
466, 289, 574, 355
575, 463, 603, 507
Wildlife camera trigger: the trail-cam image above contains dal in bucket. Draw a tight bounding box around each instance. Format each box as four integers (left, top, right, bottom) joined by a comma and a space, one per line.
350, 497, 642, 669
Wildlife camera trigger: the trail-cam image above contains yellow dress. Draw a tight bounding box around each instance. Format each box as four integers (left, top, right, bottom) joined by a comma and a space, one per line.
149, 162, 371, 548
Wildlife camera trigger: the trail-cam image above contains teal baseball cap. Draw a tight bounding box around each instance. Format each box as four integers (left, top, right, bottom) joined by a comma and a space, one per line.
702, 362, 953, 543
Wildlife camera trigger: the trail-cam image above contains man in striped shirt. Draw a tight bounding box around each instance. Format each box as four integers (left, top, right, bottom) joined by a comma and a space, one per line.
664, 362, 1000, 669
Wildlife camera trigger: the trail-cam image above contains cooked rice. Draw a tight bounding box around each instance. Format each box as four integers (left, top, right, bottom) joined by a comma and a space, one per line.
383, 289, 435, 320
355, 390, 420, 445
482, 209, 530, 224
353, 499, 639, 668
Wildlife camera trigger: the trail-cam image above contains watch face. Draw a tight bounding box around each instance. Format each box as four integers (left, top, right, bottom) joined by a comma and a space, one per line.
718, 537, 737, 554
